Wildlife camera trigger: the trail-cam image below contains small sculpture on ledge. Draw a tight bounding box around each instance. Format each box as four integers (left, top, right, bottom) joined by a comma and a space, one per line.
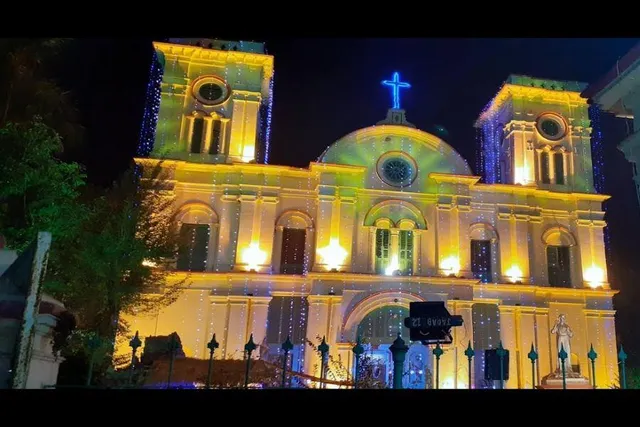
539, 314, 591, 388
549, 314, 581, 379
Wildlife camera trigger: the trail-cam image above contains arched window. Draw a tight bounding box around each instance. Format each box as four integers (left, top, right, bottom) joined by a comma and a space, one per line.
190, 116, 205, 154
469, 223, 499, 283
209, 117, 222, 155
543, 226, 577, 288
540, 151, 550, 184
272, 210, 314, 275
375, 218, 392, 274
175, 202, 219, 272
365, 200, 427, 276
373, 218, 415, 275
554, 151, 565, 185
357, 305, 410, 346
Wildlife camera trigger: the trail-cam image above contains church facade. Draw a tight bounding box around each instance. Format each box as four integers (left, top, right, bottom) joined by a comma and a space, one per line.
118, 38, 619, 389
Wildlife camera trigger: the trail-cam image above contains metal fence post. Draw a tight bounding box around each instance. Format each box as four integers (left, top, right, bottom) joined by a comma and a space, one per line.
244, 334, 256, 389
587, 344, 597, 389
318, 336, 329, 389
281, 336, 293, 388
433, 343, 443, 390
559, 344, 568, 390
206, 333, 219, 389
128, 331, 142, 386
496, 341, 506, 390
619, 345, 628, 389
389, 333, 408, 390
167, 334, 179, 389
464, 341, 474, 390
527, 343, 538, 389
352, 336, 364, 389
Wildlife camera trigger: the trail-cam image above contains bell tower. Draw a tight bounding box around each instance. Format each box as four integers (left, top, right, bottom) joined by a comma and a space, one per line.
145, 38, 274, 164
475, 75, 594, 193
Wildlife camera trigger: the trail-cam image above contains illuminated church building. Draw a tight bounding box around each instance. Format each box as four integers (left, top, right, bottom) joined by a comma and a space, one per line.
120, 38, 620, 389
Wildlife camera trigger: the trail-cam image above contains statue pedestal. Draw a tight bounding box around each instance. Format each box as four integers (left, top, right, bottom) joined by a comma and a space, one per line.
537, 373, 592, 389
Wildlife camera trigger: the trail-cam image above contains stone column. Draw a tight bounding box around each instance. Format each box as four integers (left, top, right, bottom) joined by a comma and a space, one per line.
234, 195, 269, 272
339, 197, 356, 272
585, 309, 618, 388
534, 309, 551, 379
601, 312, 618, 388
498, 306, 517, 389
436, 198, 458, 275
208, 296, 230, 359
314, 195, 334, 272
258, 196, 278, 271
215, 195, 239, 272
517, 307, 537, 388
247, 296, 272, 357
271, 225, 284, 274
389, 228, 400, 273
225, 296, 250, 360
368, 227, 377, 273
412, 230, 423, 275
449, 300, 474, 388
219, 117, 231, 156
304, 226, 316, 274
206, 223, 220, 272
304, 295, 331, 377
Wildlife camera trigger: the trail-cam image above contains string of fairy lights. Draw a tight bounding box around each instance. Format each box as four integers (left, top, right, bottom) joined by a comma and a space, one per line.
137, 50, 163, 157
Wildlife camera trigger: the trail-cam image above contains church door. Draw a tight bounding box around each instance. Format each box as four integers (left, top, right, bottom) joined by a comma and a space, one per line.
403, 343, 431, 389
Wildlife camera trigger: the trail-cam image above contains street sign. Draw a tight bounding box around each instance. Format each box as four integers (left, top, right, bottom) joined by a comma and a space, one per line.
404, 301, 463, 345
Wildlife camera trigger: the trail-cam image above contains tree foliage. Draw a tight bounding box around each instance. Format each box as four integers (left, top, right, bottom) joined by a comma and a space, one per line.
45, 162, 187, 339
0, 119, 86, 251
0, 38, 83, 149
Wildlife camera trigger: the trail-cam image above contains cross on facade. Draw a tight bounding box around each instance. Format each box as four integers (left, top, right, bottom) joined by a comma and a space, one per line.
382, 72, 411, 110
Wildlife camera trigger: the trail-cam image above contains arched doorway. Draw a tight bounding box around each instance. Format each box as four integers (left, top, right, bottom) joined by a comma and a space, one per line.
356, 305, 430, 389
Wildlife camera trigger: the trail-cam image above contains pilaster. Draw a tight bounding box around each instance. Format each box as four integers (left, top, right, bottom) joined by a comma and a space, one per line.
214, 195, 239, 271
448, 300, 474, 389
247, 296, 273, 357
304, 295, 342, 378
225, 296, 250, 360
498, 305, 517, 389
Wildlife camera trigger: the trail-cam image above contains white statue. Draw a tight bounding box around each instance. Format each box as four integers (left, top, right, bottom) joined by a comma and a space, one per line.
551, 314, 574, 376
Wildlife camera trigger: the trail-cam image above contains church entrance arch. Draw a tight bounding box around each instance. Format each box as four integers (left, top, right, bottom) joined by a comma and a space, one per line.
355, 305, 431, 389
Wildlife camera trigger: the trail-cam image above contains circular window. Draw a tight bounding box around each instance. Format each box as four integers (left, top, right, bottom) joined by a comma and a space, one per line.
192, 76, 231, 106
198, 83, 223, 102
383, 158, 412, 184
536, 113, 566, 141
376, 151, 417, 187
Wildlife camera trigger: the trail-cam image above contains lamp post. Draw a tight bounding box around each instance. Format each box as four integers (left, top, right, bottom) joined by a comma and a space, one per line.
587, 344, 597, 389
496, 341, 507, 390
318, 336, 330, 389
559, 344, 568, 390
389, 333, 408, 390
464, 341, 474, 390
527, 343, 538, 389
281, 336, 293, 388
352, 336, 364, 389
206, 333, 219, 389
244, 334, 256, 389
128, 331, 142, 386
433, 343, 443, 390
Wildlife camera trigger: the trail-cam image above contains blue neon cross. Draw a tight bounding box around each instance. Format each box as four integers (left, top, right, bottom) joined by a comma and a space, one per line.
382, 72, 411, 110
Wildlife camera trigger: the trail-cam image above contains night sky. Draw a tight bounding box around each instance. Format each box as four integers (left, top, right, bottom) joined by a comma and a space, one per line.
55, 37, 640, 363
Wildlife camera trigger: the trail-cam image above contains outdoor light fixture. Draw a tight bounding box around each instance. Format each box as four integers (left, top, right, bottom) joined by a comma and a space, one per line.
317, 238, 347, 271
